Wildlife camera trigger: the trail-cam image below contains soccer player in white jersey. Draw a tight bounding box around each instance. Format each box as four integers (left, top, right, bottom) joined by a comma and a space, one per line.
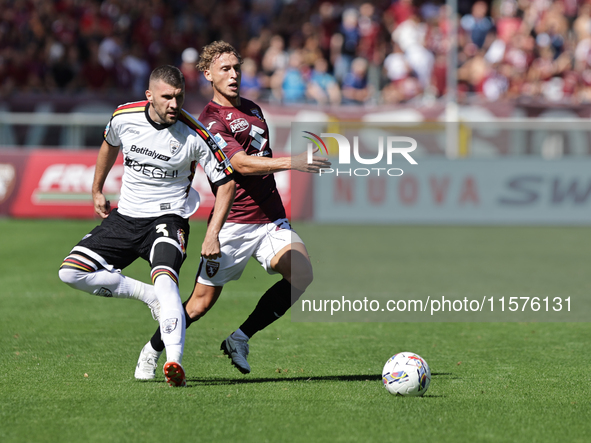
59, 65, 235, 387
135, 42, 329, 379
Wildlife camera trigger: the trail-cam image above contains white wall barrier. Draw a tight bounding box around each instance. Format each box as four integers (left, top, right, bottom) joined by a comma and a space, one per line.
312, 159, 591, 225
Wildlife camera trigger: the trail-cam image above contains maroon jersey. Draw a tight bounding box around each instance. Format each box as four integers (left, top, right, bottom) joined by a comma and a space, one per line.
199, 98, 286, 223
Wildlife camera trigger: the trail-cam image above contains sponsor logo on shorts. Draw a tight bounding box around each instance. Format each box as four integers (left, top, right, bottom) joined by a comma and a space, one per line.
177, 229, 186, 254
205, 260, 220, 278
95, 287, 113, 297
230, 118, 249, 133
162, 318, 178, 334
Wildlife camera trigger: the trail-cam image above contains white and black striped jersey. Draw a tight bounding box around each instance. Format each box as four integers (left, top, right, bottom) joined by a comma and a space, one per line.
103, 100, 234, 218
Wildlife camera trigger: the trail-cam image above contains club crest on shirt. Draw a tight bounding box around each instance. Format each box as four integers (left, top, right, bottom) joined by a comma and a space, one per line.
230, 118, 249, 133
250, 108, 264, 122
177, 229, 186, 255
205, 260, 220, 278
170, 139, 181, 155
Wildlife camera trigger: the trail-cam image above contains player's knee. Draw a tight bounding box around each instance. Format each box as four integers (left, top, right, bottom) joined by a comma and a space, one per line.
58, 266, 83, 287
151, 239, 184, 274
291, 261, 313, 291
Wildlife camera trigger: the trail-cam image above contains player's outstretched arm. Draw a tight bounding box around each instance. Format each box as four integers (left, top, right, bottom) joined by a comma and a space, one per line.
201, 179, 235, 259
291, 147, 332, 173
92, 141, 120, 218
230, 148, 331, 176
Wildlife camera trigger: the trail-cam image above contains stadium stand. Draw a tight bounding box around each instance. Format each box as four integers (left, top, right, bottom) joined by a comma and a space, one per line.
1, 0, 590, 105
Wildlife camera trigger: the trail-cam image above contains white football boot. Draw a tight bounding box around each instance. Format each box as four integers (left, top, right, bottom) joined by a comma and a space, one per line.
134, 342, 162, 380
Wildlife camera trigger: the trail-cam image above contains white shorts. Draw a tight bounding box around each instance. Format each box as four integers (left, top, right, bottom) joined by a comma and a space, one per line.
197, 218, 304, 286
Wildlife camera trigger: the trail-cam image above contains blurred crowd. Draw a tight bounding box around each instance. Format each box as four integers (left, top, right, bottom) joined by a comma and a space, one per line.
2, 0, 591, 105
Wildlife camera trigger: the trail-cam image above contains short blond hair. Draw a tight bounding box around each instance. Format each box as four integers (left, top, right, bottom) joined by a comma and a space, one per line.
196, 41, 243, 71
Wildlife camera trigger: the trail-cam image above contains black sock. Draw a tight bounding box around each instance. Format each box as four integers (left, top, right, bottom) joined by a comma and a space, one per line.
150, 300, 195, 353
238, 278, 305, 339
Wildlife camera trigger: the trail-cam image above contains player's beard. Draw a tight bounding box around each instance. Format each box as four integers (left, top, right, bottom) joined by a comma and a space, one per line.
153, 104, 179, 125
150, 103, 180, 125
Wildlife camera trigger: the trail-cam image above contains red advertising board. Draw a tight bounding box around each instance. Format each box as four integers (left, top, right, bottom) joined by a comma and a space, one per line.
0, 151, 28, 216
8, 149, 294, 220
11, 150, 115, 218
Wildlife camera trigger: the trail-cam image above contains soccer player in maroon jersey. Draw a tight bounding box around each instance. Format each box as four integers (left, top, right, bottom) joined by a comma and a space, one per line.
135, 41, 330, 378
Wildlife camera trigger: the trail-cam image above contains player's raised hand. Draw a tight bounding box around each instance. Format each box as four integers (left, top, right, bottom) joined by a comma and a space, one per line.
291, 147, 331, 173
93, 191, 111, 218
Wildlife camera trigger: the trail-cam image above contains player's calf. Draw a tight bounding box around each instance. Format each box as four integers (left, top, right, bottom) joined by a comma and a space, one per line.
59, 254, 160, 320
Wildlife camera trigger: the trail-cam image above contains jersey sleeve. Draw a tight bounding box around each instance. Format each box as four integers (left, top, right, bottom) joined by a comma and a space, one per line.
104, 100, 148, 147
103, 113, 121, 147
196, 131, 234, 186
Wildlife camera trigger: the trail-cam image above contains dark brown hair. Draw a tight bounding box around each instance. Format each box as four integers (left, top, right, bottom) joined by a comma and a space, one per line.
149, 65, 185, 88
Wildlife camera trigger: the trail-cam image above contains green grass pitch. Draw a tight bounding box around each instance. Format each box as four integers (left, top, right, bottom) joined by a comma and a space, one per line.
1, 219, 591, 442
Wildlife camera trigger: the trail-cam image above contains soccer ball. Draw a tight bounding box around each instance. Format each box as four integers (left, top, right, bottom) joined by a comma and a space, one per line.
382, 352, 431, 397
